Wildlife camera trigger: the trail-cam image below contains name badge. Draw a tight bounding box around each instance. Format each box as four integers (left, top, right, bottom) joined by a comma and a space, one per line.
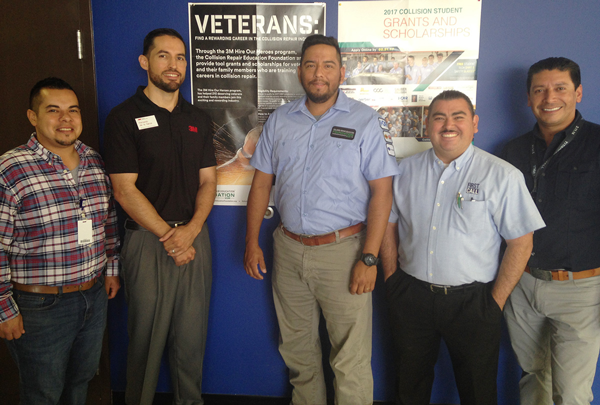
330, 126, 356, 140
78, 220, 93, 245
135, 115, 159, 130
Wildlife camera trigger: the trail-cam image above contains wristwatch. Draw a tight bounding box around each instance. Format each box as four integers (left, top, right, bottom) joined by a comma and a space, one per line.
360, 253, 380, 267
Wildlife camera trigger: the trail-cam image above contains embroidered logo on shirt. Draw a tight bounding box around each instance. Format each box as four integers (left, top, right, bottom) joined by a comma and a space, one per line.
386, 143, 396, 156
378, 117, 389, 130
383, 130, 393, 144
466, 182, 480, 195
189, 126, 198, 133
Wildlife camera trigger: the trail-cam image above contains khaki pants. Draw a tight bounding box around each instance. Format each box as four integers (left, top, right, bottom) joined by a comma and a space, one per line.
505, 271, 600, 405
272, 226, 373, 405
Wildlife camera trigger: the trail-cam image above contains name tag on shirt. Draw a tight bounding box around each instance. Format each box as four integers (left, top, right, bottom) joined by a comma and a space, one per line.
78, 220, 93, 245
135, 115, 159, 130
330, 126, 356, 140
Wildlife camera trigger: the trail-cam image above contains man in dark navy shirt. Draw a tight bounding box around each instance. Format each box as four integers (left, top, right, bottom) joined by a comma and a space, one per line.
502, 57, 600, 405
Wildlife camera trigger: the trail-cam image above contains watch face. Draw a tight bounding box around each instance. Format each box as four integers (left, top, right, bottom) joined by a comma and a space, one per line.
362, 253, 378, 266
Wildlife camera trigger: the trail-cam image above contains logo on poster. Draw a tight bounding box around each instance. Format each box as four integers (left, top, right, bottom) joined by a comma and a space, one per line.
217, 190, 236, 200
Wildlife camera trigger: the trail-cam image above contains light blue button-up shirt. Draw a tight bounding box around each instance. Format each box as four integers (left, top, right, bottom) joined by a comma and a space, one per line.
251, 90, 400, 235
389, 144, 545, 285
404, 64, 419, 84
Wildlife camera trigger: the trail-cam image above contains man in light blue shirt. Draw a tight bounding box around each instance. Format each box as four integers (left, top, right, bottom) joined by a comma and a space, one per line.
432, 52, 444, 69
380, 90, 545, 405
389, 62, 402, 74
420, 57, 433, 81
405, 55, 419, 84
244, 35, 399, 405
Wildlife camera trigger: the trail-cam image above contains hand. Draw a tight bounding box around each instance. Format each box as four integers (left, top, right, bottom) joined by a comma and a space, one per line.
0, 314, 24, 340
383, 267, 396, 282
244, 242, 267, 280
349, 261, 377, 295
105, 276, 121, 299
491, 289, 506, 311
172, 246, 196, 266
160, 224, 199, 257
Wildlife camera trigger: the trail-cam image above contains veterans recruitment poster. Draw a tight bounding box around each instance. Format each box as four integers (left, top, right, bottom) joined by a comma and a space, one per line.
189, 3, 326, 205
338, 0, 481, 160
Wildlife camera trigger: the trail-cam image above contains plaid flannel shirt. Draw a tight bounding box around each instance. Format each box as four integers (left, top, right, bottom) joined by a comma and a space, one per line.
0, 135, 119, 322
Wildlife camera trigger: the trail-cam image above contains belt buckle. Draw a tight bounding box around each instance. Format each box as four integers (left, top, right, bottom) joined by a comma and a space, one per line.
529, 268, 553, 281
430, 284, 448, 295
299, 235, 312, 245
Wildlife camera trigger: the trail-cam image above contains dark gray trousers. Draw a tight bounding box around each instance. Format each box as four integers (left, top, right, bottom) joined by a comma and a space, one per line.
121, 225, 212, 405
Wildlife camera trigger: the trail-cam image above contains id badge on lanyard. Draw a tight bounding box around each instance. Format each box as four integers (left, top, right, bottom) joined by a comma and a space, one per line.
78, 198, 93, 245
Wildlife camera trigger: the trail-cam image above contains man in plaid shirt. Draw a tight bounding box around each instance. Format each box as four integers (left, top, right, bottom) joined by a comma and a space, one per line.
0, 77, 120, 404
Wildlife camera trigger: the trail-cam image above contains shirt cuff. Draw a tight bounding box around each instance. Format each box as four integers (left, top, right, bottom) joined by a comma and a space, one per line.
0, 294, 19, 323
105, 260, 119, 277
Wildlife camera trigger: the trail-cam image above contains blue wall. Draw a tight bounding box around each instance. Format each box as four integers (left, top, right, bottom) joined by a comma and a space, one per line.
92, 0, 600, 403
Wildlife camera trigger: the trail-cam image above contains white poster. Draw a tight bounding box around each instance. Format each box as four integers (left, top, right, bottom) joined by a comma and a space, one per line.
338, 0, 481, 159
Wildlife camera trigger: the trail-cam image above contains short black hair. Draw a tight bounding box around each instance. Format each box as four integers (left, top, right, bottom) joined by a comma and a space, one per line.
428, 90, 475, 118
143, 28, 185, 56
527, 57, 581, 93
29, 77, 76, 112
300, 35, 341, 65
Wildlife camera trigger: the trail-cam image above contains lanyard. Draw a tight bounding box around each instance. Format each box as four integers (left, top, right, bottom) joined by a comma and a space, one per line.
80, 198, 86, 219
530, 121, 580, 196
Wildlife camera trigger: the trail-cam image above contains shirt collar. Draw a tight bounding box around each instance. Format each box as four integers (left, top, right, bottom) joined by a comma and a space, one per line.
288, 89, 351, 117
430, 143, 474, 172
27, 133, 89, 164
133, 85, 187, 113
532, 109, 583, 144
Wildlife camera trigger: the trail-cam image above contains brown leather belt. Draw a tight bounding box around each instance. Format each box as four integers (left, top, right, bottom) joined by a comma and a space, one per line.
282, 223, 365, 246
525, 265, 600, 281
12, 277, 98, 294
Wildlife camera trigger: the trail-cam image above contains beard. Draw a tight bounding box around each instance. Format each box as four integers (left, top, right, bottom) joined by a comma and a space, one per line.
149, 69, 184, 93
55, 138, 78, 146
301, 79, 339, 104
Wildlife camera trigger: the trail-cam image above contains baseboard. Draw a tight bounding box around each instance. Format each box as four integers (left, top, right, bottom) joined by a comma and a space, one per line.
111, 392, 396, 404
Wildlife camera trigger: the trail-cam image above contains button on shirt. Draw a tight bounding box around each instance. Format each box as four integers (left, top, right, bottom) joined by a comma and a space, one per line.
389, 145, 545, 285
0, 135, 119, 322
251, 90, 400, 235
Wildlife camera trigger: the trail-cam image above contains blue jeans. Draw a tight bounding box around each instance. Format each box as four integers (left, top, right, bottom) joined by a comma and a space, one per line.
5, 277, 108, 405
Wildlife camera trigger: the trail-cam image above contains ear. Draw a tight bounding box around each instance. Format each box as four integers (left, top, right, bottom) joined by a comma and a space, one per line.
297, 65, 302, 84
27, 109, 37, 127
576, 84, 583, 103
339, 66, 346, 85
472, 114, 480, 134
139, 54, 149, 71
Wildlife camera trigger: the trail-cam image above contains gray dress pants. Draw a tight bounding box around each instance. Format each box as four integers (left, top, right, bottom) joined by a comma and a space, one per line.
121, 224, 212, 405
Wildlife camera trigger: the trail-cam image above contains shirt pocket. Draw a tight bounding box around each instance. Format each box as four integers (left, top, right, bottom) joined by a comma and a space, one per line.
556, 160, 600, 202
451, 198, 488, 234
323, 138, 360, 178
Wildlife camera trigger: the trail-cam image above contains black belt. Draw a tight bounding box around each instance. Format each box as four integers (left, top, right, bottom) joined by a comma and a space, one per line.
125, 219, 189, 231
413, 276, 480, 295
